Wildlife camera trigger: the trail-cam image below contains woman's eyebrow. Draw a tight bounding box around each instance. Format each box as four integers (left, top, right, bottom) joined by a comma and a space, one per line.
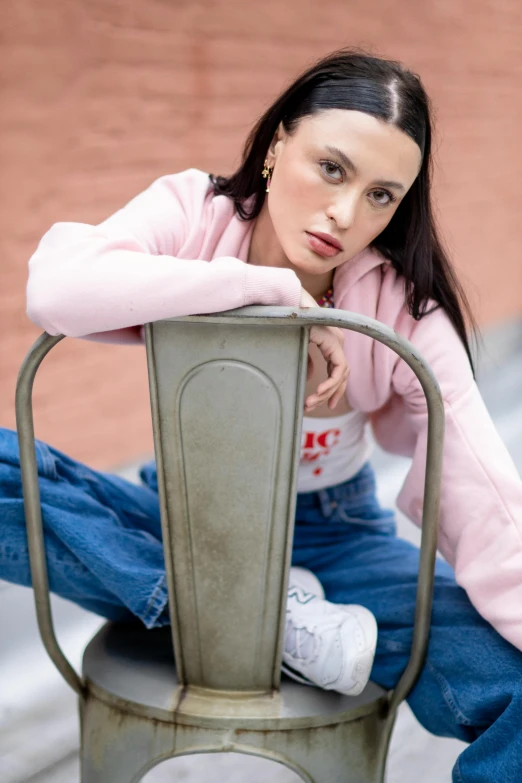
324, 145, 405, 192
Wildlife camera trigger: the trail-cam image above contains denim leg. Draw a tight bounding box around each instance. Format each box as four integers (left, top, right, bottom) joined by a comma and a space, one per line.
0, 427, 168, 628
292, 514, 522, 783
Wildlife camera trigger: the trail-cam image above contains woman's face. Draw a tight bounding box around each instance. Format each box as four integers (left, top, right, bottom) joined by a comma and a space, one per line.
266, 109, 422, 274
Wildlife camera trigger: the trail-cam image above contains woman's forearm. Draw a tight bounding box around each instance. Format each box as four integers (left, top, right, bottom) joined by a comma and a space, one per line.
26, 222, 301, 338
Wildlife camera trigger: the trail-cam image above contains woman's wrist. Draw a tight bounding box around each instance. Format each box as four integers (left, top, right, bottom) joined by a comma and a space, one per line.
243, 264, 302, 307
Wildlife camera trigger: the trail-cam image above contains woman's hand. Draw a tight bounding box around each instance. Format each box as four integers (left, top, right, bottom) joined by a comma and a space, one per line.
299, 288, 349, 413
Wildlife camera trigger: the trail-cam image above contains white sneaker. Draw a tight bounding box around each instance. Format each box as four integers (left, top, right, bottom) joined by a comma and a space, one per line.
282, 567, 378, 696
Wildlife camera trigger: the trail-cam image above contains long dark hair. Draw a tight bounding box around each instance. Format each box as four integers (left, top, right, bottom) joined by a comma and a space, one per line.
209, 48, 477, 370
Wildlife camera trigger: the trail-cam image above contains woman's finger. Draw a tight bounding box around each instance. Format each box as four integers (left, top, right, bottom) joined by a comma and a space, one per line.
305, 374, 347, 408
310, 330, 345, 365
315, 363, 349, 395
328, 378, 348, 409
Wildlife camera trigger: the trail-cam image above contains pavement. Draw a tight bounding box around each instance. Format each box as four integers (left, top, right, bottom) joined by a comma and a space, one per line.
1, 321, 521, 782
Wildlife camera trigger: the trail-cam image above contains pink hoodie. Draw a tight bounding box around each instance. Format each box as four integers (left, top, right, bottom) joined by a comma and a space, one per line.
27, 168, 522, 652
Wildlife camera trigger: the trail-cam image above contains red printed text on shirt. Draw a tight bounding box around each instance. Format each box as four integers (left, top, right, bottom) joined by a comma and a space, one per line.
301, 428, 341, 476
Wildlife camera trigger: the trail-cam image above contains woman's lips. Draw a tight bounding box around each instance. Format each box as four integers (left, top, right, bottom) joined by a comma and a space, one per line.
305, 232, 342, 258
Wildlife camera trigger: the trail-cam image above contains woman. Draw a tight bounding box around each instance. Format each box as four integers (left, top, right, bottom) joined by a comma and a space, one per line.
2, 48, 522, 781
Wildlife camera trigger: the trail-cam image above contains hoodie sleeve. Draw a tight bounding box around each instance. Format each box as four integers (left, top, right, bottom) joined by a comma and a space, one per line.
26, 171, 301, 341
371, 305, 522, 651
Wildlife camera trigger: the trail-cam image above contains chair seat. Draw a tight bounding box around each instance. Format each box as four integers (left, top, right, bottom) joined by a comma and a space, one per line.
82, 622, 388, 730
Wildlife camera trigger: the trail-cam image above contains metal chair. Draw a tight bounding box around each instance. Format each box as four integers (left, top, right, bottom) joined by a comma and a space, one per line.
16, 306, 444, 782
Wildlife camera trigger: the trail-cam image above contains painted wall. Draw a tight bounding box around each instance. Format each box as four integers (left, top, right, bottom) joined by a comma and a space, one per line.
2, 0, 521, 467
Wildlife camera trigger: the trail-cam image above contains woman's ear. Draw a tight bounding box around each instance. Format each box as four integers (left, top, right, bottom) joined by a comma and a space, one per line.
269, 121, 286, 158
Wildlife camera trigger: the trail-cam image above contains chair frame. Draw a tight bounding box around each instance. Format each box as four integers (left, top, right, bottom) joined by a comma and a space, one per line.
15, 306, 445, 781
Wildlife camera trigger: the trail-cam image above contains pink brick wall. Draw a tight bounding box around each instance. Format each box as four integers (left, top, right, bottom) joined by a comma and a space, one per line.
2, 0, 521, 468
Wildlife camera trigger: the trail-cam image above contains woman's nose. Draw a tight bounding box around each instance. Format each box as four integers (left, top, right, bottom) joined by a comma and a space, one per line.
326, 192, 358, 230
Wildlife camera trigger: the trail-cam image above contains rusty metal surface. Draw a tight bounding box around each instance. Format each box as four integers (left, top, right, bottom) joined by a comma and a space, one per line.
80, 694, 390, 783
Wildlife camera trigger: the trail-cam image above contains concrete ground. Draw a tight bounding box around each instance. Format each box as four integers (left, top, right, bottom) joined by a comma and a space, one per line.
1, 322, 521, 782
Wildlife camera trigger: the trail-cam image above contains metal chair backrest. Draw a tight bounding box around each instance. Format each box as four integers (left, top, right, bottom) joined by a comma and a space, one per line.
145, 315, 308, 693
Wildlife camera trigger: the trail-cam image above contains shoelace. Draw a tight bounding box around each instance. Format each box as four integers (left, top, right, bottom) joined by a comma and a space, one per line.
284, 616, 320, 663
286, 584, 352, 665
286, 583, 347, 664
285, 612, 346, 663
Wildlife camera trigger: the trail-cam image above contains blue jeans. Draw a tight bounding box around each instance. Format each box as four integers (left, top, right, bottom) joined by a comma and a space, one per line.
1, 426, 521, 782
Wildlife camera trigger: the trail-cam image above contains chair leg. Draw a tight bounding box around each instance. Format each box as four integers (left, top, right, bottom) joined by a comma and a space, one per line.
232, 712, 393, 783
80, 697, 165, 783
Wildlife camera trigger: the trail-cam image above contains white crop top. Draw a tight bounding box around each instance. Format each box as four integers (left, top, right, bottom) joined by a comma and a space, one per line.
297, 410, 372, 493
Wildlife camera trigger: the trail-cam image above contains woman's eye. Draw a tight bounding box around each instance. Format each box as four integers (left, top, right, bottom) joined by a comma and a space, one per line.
370, 189, 395, 207
320, 161, 343, 181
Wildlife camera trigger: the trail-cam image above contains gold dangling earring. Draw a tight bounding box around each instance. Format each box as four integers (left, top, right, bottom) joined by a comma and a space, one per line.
262, 160, 273, 193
